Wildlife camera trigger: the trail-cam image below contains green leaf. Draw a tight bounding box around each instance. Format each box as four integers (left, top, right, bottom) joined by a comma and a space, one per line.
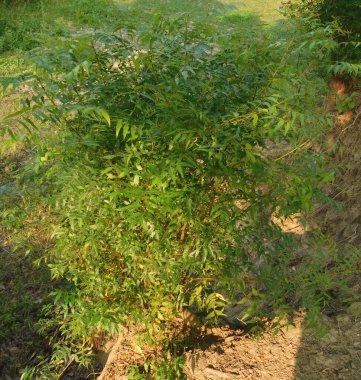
115, 120, 122, 138
100, 109, 111, 126
133, 175, 140, 186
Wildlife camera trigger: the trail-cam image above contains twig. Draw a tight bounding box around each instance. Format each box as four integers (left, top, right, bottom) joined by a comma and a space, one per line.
35, 77, 56, 106
56, 358, 74, 380
86, 371, 102, 378
180, 222, 187, 242
274, 138, 313, 161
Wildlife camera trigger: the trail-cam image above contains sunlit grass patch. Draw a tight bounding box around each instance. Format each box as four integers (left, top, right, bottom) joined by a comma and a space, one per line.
222, 0, 283, 22
115, 0, 282, 30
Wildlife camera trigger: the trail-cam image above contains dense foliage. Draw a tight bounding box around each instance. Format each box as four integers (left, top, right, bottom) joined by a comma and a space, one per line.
320, 0, 361, 37
285, 0, 361, 62
1, 12, 359, 379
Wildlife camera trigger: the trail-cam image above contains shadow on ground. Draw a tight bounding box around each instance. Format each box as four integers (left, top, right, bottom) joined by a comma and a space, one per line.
0, 243, 53, 378
294, 312, 361, 380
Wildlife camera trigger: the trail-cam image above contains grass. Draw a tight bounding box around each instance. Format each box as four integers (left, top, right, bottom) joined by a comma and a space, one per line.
223, 0, 283, 21
0, 0, 118, 55
116, 0, 282, 21
0, 0, 282, 57
0, 245, 53, 377
114, 0, 282, 32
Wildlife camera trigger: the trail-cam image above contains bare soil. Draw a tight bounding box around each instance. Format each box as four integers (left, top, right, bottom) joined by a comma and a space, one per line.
184, 312, 361, 380
315, 112, 361, 245
99, 311, 361, 380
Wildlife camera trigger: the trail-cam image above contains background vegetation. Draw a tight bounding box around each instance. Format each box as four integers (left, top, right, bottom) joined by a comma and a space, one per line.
285, 0, 361, 62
